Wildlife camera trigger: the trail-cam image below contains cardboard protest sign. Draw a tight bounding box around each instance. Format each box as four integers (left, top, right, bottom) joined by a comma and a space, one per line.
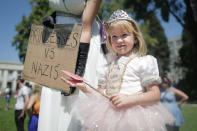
22, 24, 82, 93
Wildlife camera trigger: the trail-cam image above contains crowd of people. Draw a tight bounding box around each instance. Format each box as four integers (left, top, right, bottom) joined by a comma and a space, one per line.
0, 76, 41, 131
13, 76, 41, 131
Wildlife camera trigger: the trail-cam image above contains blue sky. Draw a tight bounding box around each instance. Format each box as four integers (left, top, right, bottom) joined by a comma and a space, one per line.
0, 1, 183, 62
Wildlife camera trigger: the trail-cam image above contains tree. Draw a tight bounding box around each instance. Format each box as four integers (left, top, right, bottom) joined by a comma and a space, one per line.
98, 0, 125, 20
141, 12, 170, 75
123, 0, 197, 37
123, 0, 197, 66
12, 0, 53, 62
178, 29, 197, 101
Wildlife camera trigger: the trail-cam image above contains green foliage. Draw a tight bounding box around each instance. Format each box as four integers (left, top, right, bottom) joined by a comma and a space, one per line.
177, 29, 197, 101
122, 0, 154, 21
144, 13, 170, 75
98, 0, 130, 21
179, 30, 193, 70
140, 21, 158, 47
12, 0, 53, 62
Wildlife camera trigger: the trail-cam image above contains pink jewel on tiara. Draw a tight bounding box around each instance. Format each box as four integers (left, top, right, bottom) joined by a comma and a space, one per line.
107, 10, 134, 24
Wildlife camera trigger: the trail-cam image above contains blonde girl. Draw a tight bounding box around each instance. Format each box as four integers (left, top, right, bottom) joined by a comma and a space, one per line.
62, 10, 174, 131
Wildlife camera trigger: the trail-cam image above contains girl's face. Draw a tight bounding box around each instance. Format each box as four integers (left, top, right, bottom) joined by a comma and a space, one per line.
110, 26, 135, 56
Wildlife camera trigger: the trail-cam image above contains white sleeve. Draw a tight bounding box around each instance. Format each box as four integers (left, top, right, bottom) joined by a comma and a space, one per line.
138, 55, 161, 87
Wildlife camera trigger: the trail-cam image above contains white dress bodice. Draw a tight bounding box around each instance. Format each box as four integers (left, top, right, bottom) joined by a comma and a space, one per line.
99, 55, 161, 96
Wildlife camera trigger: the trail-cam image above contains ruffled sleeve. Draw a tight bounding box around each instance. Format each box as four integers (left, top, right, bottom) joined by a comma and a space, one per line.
137, 55, 161, 87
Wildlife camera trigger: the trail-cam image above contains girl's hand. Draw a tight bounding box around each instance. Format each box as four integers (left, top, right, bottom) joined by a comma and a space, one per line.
61, 77, 87, 92
109, 94, 135, 108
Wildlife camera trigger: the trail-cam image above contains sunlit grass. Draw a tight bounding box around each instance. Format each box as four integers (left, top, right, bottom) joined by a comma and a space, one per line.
180, 104, 197, 131
0, 97, 28, 131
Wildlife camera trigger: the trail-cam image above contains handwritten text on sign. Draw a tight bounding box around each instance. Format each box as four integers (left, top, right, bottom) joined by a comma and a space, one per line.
22, 24, 82, 93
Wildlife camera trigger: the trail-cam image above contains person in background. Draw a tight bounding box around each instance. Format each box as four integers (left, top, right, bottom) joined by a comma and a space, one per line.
14, 76, 29, 131
160, 76, 189, 131
5, 82, 12, 110
25, 82, 33, 97
27, 84, 41, 131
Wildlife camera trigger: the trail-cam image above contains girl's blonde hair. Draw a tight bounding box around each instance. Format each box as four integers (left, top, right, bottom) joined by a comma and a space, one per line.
106, 19, 147, 57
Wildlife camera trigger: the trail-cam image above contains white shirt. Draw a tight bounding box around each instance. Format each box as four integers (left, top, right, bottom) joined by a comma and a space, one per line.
15, 85, 29, 110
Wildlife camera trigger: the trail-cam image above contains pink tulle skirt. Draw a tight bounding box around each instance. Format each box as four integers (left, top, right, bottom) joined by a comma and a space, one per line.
70, 94, 175, 131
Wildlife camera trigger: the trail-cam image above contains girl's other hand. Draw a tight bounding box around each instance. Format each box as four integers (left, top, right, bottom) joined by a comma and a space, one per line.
109, 94, 134, 108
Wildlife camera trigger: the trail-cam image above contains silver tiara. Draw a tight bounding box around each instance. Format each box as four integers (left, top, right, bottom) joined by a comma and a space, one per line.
107, 10, 133, 24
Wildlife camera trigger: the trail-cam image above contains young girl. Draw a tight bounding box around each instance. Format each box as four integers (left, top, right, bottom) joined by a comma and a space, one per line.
62, 10, 174, 131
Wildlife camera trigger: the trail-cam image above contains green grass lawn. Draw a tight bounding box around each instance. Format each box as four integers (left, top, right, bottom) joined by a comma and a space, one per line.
0, 97, 29, 131
180, 104, 197, 131
0, 97, 197, 131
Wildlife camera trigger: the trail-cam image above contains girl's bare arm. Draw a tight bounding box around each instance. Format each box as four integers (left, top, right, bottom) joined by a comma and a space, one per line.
110, 84, 160, 108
